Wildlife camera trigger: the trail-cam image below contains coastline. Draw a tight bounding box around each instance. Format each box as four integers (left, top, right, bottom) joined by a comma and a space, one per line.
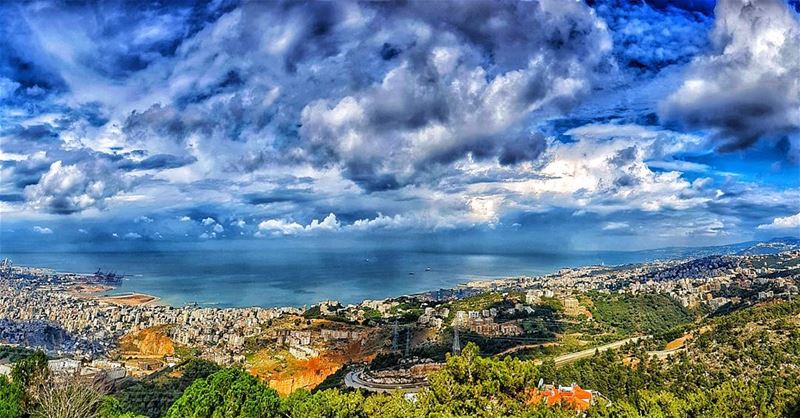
68, 283, 161, 307
98, 292, 162, 307
3, 239, 798, 393
5, 236, 797, 310
42, 262, 511, 311
0, 248, 609, 308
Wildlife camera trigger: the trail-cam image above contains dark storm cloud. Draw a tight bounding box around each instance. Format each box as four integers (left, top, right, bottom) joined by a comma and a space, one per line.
707, 187, 800, 222
2, 158, 52, 189
56, 102, 109, 128
498, 133, 548, 166
244, 190, 314, 205
593, 0, 712, 74
343, 166, 402, 193
13, 1, 232, 80
0, 4, 67, 96
608, 146, 639, 167
1, 0, 796, 250
659, 0, 800, 158
275, 1, 347, 73
117, 154, 197, 171
298, 0, 613, 189
613, 173, 641, 188
123, 104, 191, 145
106, 0, 614, 192
0, 193, 25, 202
1, 124, 59, 143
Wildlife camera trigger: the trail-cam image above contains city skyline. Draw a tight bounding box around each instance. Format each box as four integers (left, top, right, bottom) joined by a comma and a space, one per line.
1, 0, 799, 251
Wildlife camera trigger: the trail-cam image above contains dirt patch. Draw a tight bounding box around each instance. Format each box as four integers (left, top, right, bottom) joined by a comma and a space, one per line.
70, 284, 112, 294
119, 325, 175, 357
665, 325, 712, 350
248, 339, 378, 396
100, 293, 159, 306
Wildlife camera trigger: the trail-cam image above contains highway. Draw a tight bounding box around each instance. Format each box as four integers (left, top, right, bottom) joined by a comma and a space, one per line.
344, 370, 428, 393
494, 342, 559, 357
346, 335, 650, 392
552, 335, 651, 366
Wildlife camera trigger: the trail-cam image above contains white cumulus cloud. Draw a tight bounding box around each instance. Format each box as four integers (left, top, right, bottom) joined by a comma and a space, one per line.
660, 0, 800, 156
602, 222, 629, 231
257, 213, 341, 236
24, 160, 129, 214
758, 212, 800, 230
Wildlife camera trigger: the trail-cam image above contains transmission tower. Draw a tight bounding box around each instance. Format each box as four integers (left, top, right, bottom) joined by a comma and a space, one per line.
405, 328, 411, 357
391, 320, 399, 351
452, 327, 461, 355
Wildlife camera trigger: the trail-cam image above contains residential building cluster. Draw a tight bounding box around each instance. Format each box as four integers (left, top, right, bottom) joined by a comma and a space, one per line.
1, 247, 798, 381
0, 263, 300, 364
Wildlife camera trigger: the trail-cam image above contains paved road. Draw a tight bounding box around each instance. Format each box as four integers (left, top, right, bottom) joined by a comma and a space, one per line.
494, 342, 559, 357
552, 335, 651, 366
344, 370, 428, 393
646, 347, 685, 360
346, 335, 650, 392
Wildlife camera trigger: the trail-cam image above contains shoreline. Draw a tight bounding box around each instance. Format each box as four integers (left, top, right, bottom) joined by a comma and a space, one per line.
6, 236, 797, 311
98, 292, 162, 307
0, 247, 669, 309
68, 283, 161, 307
27, 261, 525, 311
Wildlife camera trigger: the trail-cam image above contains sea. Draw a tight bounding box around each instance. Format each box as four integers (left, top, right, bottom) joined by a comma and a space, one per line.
0, 238, 742, 308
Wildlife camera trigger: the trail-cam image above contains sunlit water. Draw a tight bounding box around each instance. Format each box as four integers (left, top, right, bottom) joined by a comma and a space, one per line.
1, 244, 678, 308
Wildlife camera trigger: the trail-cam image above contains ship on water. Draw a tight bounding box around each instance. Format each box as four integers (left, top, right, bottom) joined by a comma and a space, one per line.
91, 269, 125, 285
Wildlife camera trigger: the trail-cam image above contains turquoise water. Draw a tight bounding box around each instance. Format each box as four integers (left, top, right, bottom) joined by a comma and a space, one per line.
1, 243, 668, 308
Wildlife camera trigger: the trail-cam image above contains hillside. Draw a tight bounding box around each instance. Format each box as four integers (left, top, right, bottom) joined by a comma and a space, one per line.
3, 284, 798, 417
118, 326, 176, 357
107, 300, 800, 417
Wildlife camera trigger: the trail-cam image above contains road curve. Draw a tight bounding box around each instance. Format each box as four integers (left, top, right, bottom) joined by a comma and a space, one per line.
345, 370, 428, 393
345, 335, 650, 392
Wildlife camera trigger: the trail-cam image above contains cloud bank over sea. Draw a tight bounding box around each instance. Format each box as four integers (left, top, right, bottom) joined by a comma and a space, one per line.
1, 0, 798, 251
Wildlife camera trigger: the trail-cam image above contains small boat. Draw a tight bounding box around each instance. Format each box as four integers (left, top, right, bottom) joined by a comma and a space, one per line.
425, 267, 431, 271
408, 272, 415, 275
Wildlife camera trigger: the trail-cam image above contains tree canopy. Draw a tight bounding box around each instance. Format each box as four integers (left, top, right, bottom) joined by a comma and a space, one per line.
164, 368, 281, 418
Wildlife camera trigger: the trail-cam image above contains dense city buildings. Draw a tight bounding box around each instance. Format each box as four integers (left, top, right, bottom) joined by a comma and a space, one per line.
2, 240, 799, 391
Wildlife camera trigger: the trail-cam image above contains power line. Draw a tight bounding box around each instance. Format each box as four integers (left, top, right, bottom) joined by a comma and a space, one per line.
404, 329, 410, 357
391, 320, 398, 352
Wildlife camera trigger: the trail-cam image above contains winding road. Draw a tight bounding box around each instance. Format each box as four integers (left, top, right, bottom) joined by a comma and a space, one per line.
346, 335, 651, 392
345, 370, 429, 393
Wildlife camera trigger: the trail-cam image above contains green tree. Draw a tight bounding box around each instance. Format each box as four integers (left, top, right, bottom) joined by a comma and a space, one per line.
97, 396, 148, 418
164, 368, 280, 418
0, 376, 24, 418
11, 349, 49, 412
11, 350, 48, 388
114, 358, 221, 418
418, 342, 542, 417
282, 388, 367, 418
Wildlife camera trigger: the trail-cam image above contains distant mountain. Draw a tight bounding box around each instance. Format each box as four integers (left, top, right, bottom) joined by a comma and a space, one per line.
733, 236, 800, 255
623, 236, 800, 262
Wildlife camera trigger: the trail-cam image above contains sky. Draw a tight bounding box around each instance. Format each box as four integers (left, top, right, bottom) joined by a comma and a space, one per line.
0, 0, 798, 252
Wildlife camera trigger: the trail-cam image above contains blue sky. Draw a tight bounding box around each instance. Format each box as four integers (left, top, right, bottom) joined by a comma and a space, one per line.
0, 0, 798, 251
